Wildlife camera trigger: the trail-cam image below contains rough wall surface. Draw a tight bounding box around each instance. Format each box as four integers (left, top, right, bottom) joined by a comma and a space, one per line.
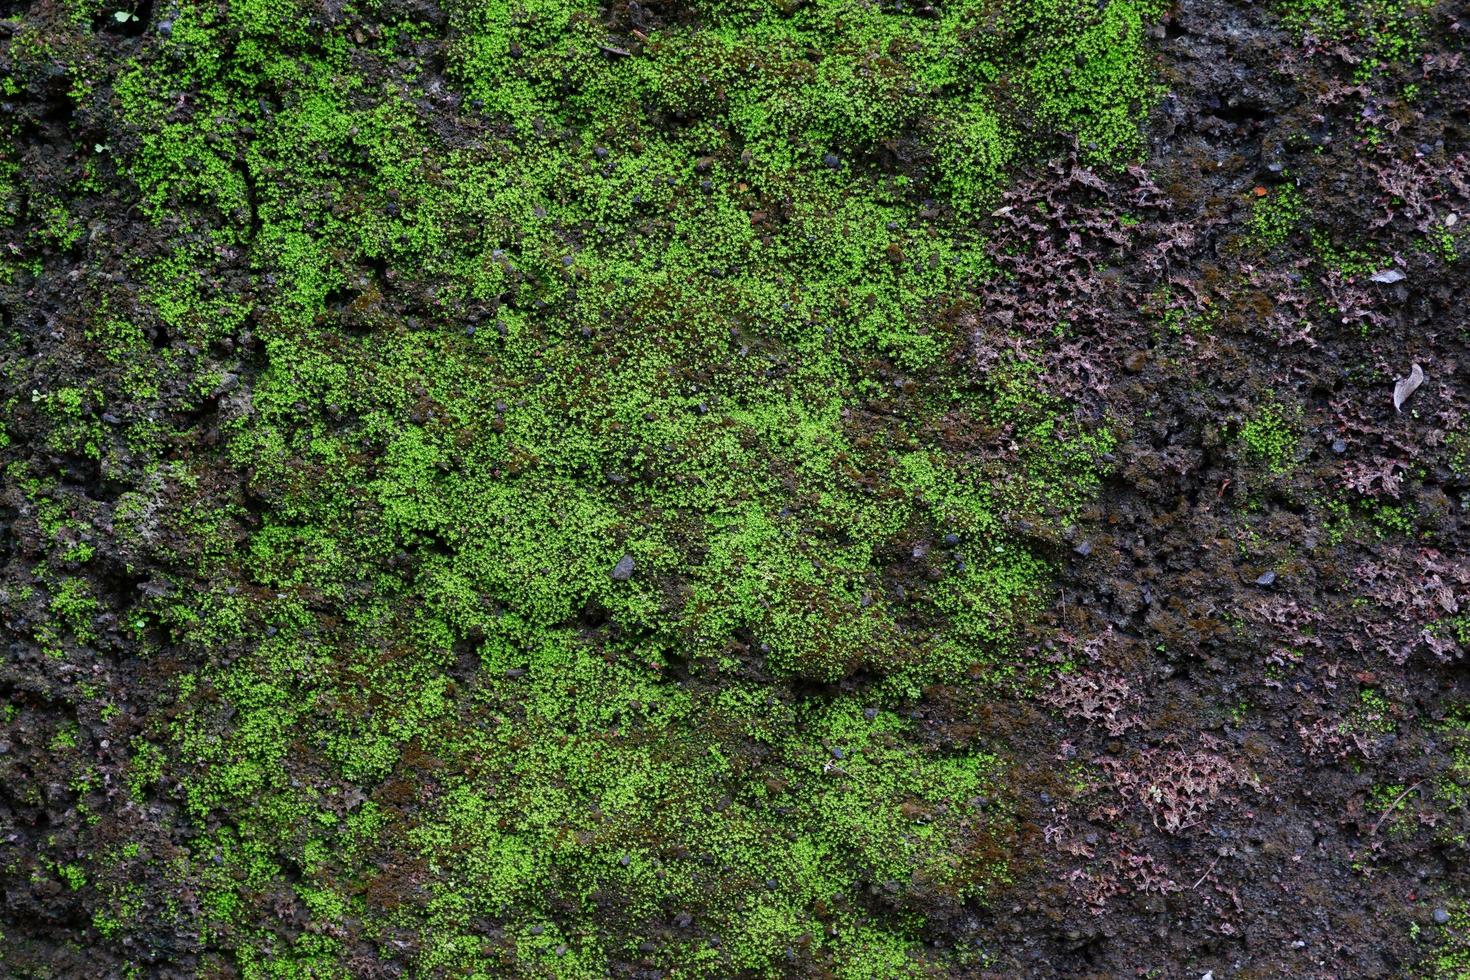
1, 0, 1468, 976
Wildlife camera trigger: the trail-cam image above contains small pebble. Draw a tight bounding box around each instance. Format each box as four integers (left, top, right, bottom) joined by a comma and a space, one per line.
1434, 908, 1451, 925
822, 152, 841, 169
611, 554, 636, 581
1331, 439, 1346, 454
1073, 540, 1092, 557
1255, 570, 1277, 586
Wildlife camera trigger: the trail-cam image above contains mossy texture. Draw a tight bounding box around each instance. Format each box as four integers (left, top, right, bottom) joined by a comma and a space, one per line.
3, 0, 1164, 973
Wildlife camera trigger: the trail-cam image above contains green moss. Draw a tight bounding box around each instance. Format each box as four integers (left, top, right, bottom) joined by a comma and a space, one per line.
1239, 404, 1299, 475
1277, 0, 1432, 79
38, 0, 1166, 970
49, 576, 99, 645
1424, 899, 1470, 978
1310, 229, 1389, 279
1016, 0, 1168, 162
1344, 687, 1396, 737
1247, 182, 1304, 250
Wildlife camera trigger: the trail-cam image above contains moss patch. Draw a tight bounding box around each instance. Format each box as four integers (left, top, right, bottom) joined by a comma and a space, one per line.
7, 0, 1165, 972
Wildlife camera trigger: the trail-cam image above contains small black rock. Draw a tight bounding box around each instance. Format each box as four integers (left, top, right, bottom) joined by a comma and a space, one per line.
822, 152, 841, 169
611, 554, 636, 581
1434, 908, 1451, 925
1255, 570, 1277, 586
1073, 540, 1092, 557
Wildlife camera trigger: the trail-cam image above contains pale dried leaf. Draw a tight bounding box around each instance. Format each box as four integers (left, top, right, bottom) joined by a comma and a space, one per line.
1393, 363, 1424, 412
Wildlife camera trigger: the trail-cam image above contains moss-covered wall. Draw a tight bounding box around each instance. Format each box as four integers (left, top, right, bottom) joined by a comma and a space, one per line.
1, 0, 1166, 973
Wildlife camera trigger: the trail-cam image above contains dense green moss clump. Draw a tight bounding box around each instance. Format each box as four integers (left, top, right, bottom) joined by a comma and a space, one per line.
6, 0, 1162, 973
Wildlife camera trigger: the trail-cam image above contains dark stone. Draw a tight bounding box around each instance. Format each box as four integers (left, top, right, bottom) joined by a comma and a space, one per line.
611, 555, 636, 581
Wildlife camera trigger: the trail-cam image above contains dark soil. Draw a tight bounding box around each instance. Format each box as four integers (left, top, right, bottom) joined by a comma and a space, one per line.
989, 3, 1470, 973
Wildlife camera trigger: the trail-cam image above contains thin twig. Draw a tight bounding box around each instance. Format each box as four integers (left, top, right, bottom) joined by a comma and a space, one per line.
1369, 781, 1422, 837
1191, 856, 1221, 890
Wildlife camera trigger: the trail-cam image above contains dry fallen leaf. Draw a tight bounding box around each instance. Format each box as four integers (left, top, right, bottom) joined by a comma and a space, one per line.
1393, 363, 1424, 412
